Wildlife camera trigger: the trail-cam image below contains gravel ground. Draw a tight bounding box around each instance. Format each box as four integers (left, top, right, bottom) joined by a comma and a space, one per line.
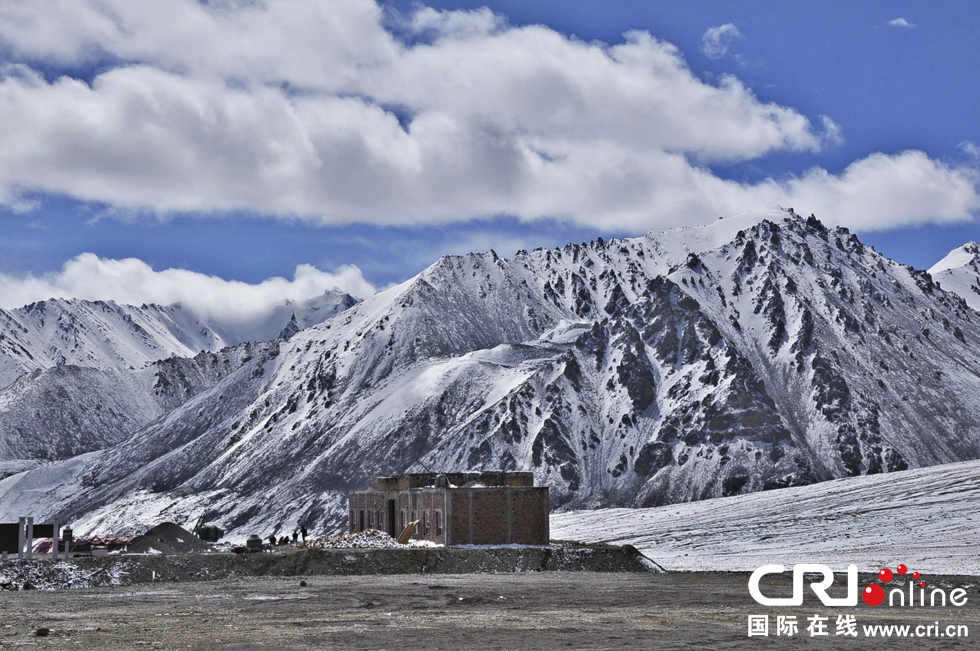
0, 572, 977, 650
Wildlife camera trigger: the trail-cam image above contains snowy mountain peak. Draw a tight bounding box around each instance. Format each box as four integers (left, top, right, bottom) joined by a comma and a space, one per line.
929, 242, 980, 275
643, 206, 794, 256
278, 313, 300, 340
928, 242, 980, 311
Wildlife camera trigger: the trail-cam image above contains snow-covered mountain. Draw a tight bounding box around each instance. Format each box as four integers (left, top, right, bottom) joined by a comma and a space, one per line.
0, 291, 357, 470
0, 343, 271, 472
929, 242, 980, 311
4, 209, 980, 540
0, 290, 358, 390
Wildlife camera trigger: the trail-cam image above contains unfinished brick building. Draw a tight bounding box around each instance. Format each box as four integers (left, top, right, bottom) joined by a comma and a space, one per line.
348, 472, 549, 546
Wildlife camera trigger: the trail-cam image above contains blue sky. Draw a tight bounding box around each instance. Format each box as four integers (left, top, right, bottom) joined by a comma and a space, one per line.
0, 0, 978, 305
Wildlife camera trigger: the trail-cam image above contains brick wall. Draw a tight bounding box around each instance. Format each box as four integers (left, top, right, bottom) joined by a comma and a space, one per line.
509, 489, 549, 544
351, 486, 547, 545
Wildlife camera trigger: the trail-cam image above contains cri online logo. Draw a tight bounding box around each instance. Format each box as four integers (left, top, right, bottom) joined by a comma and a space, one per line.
749, 563, 969, 608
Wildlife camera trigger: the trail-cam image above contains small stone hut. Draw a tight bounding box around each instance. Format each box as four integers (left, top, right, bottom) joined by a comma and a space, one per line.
348, 471, 549, 546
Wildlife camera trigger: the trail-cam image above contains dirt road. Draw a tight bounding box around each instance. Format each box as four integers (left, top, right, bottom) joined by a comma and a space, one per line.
1, 572, 977, 650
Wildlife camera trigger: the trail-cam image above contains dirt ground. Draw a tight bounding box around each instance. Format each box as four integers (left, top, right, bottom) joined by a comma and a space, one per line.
1, 572, 978, 650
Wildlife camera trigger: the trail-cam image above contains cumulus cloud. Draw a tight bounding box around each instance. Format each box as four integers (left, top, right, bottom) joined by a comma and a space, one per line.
506, 148, 979, 234
0, 0, 973, 234
0, 254, 376, 322
702, 23, 744, 59
887, 18, 916, 28
0, 0, 397, 88
767, 151, 980, 230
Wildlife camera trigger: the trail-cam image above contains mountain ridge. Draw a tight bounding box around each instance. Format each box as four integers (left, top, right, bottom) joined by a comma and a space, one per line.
3, 209, 980, 541
0, 290, 359, 390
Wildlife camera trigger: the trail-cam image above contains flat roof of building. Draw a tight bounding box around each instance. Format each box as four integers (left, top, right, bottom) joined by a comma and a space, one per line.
368, 471, 536, 491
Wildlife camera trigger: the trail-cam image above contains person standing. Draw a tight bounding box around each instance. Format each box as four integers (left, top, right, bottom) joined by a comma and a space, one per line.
301, 525, 308, 542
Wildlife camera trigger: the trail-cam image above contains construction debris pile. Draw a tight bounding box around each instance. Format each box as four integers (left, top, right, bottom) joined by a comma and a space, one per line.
124, 523, 212, 555
300, 529, 439, 550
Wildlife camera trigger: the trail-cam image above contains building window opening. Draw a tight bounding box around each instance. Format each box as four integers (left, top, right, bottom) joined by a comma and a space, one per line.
435, 510, 443, 536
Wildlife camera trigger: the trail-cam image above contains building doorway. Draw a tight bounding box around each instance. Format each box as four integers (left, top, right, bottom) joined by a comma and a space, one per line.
387, 500, 397, 537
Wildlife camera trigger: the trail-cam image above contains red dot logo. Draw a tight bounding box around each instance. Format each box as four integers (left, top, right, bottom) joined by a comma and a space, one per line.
878, 568, 893, 582
912, 571, 921, 580
919, 581, 926, 588
897, 564, 907, 575
863, 584, 885, 606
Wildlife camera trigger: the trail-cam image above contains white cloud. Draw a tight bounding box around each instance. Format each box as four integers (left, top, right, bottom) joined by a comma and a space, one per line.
503, 148, 980, 234
818, 115, 844, 147
0, 0, 973, 234
408, 6, 506, 39
769, 151, 980, 230
959, 140, 980, 161
702, 23, 743, 60
0, 0, 396, 89
887, 18, 916, 28
0, 254, 376, 321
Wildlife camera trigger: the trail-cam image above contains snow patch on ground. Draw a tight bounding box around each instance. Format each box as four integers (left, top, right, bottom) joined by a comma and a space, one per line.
0, 560, 129, 590
552, 458, 980, 575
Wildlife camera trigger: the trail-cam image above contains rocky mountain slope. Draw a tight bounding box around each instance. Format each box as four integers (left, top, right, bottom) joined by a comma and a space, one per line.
3, 209, 980, 540
0, 343, 271, 471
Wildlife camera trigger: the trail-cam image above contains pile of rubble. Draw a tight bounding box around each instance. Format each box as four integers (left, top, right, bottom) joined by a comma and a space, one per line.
300, 529, 439, 550
301, 530, 402, 549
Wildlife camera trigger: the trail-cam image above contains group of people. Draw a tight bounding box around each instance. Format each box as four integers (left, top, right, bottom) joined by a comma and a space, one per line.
267, 525, 308, 547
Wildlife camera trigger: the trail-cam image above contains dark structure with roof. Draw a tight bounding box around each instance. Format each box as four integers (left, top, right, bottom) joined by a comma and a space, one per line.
348, 472, 549, 546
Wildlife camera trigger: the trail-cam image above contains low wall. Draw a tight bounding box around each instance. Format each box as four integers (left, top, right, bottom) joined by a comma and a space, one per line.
0, 545, 661, 590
